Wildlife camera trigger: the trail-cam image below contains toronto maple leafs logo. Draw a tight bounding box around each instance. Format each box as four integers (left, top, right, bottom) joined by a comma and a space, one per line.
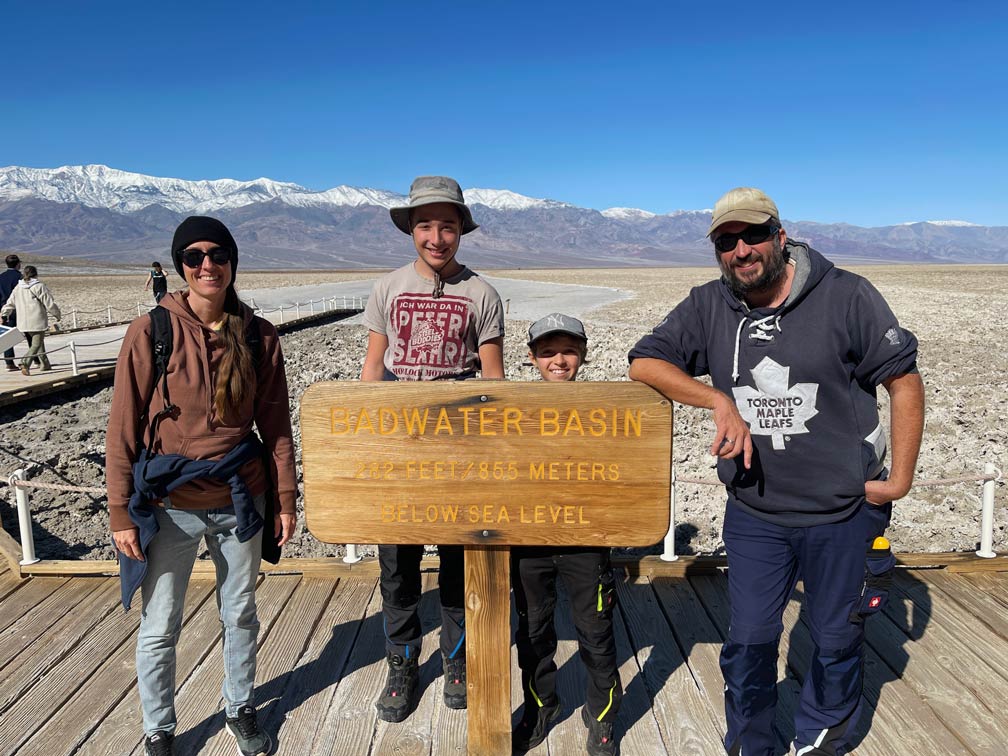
732, 357, 819, 450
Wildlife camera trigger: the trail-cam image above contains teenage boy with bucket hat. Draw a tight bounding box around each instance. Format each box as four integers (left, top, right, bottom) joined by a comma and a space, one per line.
629, 187, 924, 755
361, 175, 505, 722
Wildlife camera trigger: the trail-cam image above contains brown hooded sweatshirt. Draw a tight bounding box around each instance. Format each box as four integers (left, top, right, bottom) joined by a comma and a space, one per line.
106, 291, 296, 532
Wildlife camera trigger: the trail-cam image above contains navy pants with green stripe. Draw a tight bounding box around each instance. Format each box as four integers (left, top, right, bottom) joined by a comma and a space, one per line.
722, 497, 893, 756
512, 546, 622, 723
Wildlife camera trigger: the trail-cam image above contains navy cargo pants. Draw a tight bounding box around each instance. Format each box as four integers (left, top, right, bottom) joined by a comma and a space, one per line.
512, 546, 622, 723
721, 497, 894, 756
379, 544, 465, 661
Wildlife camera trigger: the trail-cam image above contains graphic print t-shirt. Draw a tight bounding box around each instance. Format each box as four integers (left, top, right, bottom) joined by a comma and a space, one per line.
363, 262, 504, 380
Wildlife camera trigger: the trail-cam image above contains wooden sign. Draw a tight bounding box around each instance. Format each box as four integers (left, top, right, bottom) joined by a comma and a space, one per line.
300, 381, 672, 546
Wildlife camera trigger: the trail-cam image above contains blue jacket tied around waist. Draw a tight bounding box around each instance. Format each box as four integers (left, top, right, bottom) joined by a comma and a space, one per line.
118, 433, 266, 610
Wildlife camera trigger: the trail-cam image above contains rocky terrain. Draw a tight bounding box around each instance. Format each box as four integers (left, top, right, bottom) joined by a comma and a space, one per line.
1, 265, 1005, 562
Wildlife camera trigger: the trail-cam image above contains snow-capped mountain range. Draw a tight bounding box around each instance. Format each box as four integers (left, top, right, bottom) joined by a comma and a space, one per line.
0, 164, 1004, 268
0, 165, 573, 215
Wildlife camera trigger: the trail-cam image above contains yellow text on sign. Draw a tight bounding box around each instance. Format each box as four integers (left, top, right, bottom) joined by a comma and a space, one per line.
301, 382, 672, 547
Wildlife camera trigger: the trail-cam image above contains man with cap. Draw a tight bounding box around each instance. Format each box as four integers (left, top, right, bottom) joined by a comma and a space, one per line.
512, 313, 621, 756
628, 188, 924, 755
361, 176, 505, 722
1, 254, 24, 370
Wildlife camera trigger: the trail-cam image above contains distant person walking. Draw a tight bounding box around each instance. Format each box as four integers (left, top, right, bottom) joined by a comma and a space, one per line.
106, 216, 297, 756
361, 175, 505, 723
1, 264, 61, 375
629, 187, 925, 756
0, 253, 23, 370
145, 261, 169, 303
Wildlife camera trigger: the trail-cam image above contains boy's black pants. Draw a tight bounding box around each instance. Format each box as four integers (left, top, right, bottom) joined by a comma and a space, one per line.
512, 546, 622, 723
379, 544, 465, 660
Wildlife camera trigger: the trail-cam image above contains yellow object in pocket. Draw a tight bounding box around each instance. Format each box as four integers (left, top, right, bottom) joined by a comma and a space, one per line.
872, 536, 890, 550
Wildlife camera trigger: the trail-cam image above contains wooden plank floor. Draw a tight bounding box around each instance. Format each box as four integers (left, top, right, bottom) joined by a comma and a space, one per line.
0, 566, 1005, 755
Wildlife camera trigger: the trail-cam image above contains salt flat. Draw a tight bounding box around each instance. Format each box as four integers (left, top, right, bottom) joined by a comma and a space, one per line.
1, 264, 1005, 561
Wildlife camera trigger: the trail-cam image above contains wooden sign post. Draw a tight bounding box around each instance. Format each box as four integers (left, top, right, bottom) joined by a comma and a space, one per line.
301, 382, 672, 754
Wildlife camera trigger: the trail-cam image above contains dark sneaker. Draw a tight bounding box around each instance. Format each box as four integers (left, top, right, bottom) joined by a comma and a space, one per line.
582, 706, 616, 755
512, 698, 560, 753
375, 652, 420, 723
144, 731, 175, 756
225, 704, 272, 755
443, 654, 467, 709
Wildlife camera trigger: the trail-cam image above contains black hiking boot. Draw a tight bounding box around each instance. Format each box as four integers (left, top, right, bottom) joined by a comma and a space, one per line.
442, 653, 467, 709
375, 652, 420, 723
582, 705, 616, 755
512, 697, 560, 753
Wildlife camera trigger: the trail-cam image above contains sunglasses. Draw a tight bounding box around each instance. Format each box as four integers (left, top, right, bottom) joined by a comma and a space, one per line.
713, 224, 779, 253
181, 247, 231, 268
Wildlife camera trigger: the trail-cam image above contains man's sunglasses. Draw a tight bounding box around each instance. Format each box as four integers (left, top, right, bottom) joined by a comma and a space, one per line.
181, 247, 231, 268
713, 224, 779, 253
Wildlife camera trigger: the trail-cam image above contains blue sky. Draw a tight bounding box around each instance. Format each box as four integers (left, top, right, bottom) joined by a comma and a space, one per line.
4, 0, 1006, 226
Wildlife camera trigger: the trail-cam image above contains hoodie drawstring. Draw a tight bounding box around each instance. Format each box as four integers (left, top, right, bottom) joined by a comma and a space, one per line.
731, 318, 746, 384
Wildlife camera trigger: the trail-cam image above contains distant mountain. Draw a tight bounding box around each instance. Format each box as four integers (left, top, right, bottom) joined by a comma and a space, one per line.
1, 164, 1004, 268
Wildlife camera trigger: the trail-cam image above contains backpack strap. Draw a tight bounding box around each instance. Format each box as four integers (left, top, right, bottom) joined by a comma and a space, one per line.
145, 306, 178, 443
245, 314, 263, 370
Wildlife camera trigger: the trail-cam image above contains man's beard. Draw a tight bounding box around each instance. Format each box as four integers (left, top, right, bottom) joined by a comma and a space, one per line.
720, 238, 788, 301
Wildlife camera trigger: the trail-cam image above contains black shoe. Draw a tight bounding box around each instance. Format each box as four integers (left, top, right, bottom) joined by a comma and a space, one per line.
582, 706, 616, 756
512, 698, 560, 753
375, 652, 420, 723
443, 654, 467, 709
225, 704, 272, 755
144, 731, 175, 756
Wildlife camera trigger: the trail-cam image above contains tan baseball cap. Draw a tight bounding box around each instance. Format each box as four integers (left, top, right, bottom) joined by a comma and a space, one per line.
707, 187, 780, 236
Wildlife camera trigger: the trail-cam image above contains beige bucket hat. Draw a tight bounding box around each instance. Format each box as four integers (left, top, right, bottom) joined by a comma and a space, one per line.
389, 176, 479, 235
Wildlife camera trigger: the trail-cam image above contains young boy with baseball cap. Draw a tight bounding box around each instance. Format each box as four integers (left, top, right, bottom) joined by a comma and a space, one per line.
361, 175, 505, 722
512, 313, 621, 756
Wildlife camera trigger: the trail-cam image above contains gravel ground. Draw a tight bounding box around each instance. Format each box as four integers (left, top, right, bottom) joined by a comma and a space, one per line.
1, 265, 1005, 561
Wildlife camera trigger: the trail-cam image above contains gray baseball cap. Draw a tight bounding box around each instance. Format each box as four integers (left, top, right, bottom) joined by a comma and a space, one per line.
707, 187, 780, 236
390, 176, 479, 236
527, 313, 587, 348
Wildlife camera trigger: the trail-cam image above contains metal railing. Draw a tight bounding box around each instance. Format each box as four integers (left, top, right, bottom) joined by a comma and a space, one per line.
4, 296, 367, 378
4, 463, 1002, 568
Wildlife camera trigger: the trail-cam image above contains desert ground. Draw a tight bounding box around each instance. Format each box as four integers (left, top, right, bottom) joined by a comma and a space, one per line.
1, 264, 1005, 561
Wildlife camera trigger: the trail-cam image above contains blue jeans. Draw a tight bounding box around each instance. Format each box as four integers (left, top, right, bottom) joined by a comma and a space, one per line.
136, 494, 264, 736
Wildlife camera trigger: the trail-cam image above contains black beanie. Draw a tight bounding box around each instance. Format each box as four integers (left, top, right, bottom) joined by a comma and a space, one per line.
170, 216, 239, 281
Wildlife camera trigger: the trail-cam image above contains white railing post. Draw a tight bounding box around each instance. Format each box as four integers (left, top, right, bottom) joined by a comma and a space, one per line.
296, 302, 301, 319
69, 341, 79, 375
137, 302, 142, 317
342, 296, 347, 309
10, 469, 39, 565
660, 468, 679, 561
72, 309, 78, 329
977, 462, 998, 558
107, 305, 112, 324
310, 299, 315, 315
279, 305, 284, 323
343, 544, 362, 564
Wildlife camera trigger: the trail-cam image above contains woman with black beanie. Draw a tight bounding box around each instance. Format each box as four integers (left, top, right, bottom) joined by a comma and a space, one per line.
106, 216, 297, 756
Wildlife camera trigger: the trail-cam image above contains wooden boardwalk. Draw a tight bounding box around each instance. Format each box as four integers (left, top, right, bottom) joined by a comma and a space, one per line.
0, 559, 1006, 755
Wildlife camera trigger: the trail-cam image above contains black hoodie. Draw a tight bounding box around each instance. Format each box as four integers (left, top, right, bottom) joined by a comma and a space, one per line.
629, 242, 918, 527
